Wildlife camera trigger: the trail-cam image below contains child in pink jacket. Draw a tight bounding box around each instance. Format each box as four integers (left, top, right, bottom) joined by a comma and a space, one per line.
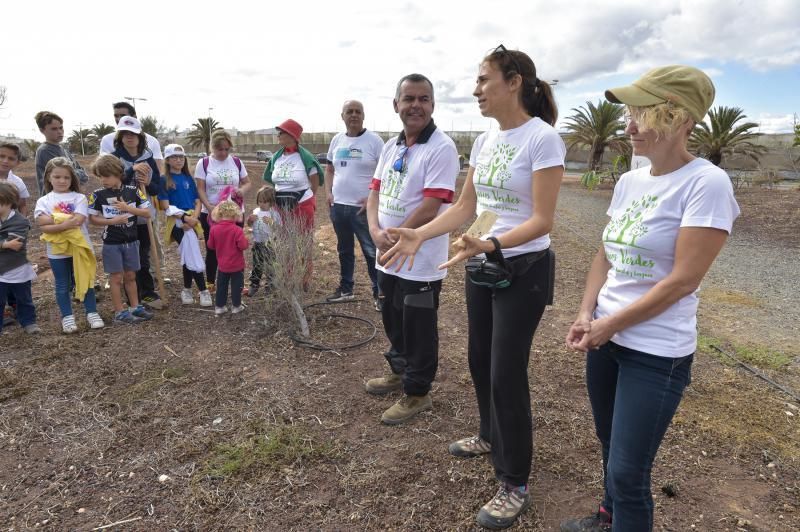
207, 200, 249, 315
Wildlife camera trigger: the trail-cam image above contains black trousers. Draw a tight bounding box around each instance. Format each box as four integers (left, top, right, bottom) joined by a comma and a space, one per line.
378, 271, 442, 396
170, 225, 207, 291
136, 224, 157, 299
250, 242, 275, 288
465, 250, 551, 487
199, 212, 217, 285
216, 270, 244, 308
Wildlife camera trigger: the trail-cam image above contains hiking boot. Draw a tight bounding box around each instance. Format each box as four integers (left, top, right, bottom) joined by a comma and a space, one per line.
476, 483, 531, 529
181, 288, 194, 305
199, 290, 213, 307
131, 305, 154, 321
142, 295, 163, 310
114, 310, 143, 325
231, 304, 246, 314
3, 307, 16, 327
374, 296, 384, 312
61, 315, 78, 334
365, 373, 402, 395
23, 323, 42, 334
448, 435, 492, 458
560, 507, 612, 532
381, 393, 432, 425
326, 288, 354, 303
215, 306, 228, 316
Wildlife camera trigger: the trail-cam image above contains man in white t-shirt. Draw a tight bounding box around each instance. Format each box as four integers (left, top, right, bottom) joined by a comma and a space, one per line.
324, 100, 385, 310
365, 73, 459, 425
99, 102, 163, 172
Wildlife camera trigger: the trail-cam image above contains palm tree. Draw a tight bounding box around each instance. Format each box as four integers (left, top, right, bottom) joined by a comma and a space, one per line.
689, 106, 766, 167
67, 129, 95, 156
186, 118, 222, 154
23, 139, 41, 160
87, 123, 115, 151
563, 101, 629, 171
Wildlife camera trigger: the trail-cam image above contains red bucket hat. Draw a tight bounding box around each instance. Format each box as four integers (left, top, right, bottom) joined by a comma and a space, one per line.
276, 119, 303, 142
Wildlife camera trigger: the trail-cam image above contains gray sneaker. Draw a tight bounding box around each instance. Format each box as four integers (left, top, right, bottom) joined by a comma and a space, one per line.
23, 323, 42, 334
448, 435, 491, 458
114, 309, 144, 325
326, 289, 354, 303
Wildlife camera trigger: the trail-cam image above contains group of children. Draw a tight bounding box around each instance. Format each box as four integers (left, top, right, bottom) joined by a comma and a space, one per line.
0, 130, 283, 335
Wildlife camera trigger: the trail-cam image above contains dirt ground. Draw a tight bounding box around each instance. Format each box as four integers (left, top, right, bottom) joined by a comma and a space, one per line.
1, 159, 798, 530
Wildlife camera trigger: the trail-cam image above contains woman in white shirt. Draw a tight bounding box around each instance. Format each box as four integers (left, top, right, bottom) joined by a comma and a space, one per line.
381, 46, 564, 529
561, 66, 740, 532
195, 130, 251, 288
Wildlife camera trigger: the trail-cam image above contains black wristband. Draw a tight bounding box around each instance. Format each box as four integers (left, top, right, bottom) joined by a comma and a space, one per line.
488, 236, 502, 253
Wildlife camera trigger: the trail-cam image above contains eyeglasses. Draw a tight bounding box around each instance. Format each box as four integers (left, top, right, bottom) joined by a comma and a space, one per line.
393, 145, 408, 173
493, 44, 522, 75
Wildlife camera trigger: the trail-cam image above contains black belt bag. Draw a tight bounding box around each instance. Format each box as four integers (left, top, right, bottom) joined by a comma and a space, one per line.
465, 243, 555, 305
275, 189, 306, 210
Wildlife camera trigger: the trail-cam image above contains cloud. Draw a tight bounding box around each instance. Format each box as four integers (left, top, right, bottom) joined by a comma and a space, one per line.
755, 113, 797, 134
414, 35, 436, 43
338, 40, 356, 48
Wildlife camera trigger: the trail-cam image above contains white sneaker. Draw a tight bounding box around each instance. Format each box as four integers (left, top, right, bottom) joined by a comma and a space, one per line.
181, 288, 194, 305
86, 312, 105, 329
199, 290, 213, 307
61, 315, 78, 334
214, 306, 228, 316
231, 304, 246, 314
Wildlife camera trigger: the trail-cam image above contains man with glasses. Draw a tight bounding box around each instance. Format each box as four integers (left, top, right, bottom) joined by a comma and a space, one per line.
324, 100, 385, 311
365, 73, 459, 425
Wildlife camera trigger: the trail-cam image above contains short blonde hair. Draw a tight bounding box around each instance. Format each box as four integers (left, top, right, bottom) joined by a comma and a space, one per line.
211, 130, 233, 150
92, 154, 125, 178
216, 200, 240, 219
627, 102, 693, 140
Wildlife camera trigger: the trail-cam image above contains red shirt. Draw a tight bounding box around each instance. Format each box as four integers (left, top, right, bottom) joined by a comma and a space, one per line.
207, 219, 249, 273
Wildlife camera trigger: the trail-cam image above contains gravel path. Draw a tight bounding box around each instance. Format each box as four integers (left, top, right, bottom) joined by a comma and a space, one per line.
554, 183, 800, 357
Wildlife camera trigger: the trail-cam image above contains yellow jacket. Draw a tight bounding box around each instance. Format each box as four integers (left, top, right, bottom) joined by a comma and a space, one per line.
164, 209, 204, 245
40, 213, 97, 301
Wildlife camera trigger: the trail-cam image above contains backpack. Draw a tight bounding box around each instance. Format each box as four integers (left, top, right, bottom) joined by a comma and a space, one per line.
202, 156, 243, 176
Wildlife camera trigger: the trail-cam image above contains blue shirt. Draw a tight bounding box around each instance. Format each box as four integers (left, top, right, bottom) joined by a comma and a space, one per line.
158, 172, 199, 211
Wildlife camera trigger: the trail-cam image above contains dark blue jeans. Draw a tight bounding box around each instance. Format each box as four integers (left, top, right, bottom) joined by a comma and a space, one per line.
586, 341, 693, 532
330, 203, 378, 297
49, 257, 97, 317
0, 281, 36, 332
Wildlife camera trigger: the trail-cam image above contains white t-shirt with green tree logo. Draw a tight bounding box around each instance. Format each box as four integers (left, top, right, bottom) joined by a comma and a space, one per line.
373, 128, 459, 281
595, 158, 740, 357
470, 117, 566, 257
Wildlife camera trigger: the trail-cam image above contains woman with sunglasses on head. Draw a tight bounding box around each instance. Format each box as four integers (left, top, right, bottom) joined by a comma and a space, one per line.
561, 67, 739, 532
195, 130, 251, 290
381, 46, 565, 529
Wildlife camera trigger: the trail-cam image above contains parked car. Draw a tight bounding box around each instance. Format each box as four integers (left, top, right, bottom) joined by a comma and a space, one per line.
256, 150, 273, 162
316, 153, 330, 165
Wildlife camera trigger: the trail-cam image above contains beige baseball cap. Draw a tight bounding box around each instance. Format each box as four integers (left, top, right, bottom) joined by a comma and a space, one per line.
605, 65, 715, 122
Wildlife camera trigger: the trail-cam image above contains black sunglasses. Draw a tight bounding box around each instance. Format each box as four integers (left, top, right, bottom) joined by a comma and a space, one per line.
493, 44, 522, 75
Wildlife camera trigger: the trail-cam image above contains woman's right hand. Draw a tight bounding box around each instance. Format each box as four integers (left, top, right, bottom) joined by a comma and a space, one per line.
566, 312, 593, 352
380, 228, 423, 271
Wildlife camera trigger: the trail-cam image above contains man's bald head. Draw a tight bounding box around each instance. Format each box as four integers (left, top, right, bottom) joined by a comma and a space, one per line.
341, 100, 365, 135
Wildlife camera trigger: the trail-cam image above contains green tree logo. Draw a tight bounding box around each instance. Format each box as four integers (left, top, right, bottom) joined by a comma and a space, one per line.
603, 193, 659, 247
381, 168, 408, 199
476, 143, 517, 188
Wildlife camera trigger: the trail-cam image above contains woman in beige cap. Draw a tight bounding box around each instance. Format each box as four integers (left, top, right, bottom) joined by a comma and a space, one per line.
562, 66, 740, 531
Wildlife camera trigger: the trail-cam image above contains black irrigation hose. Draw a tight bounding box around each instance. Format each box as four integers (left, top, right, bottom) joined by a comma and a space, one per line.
288, 300, 378, 351
711, 344, 800, 403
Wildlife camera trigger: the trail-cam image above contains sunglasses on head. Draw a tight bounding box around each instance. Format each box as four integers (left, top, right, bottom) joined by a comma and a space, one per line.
493, 44, 522, 75
393, 145, 408, 173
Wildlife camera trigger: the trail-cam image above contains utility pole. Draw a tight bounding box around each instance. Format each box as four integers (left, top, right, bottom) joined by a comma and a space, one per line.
124, 96, 148, 110
76, 122, 85, 156
208, 106, 214, 119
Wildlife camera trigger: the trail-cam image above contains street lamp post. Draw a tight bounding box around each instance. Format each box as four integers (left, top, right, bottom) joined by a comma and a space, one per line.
124, 96, 148, 110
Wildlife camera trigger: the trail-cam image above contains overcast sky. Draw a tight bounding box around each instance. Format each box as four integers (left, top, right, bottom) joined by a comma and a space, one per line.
3, 0, 798, 141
